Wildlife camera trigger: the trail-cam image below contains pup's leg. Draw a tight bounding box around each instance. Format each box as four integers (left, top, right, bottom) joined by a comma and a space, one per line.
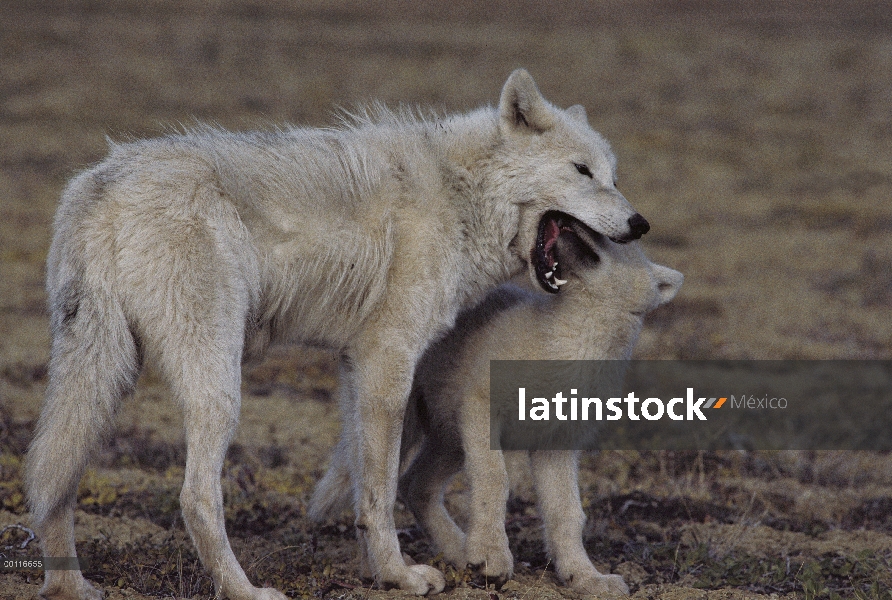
456, 385, 513, 582
26, 287, 139, 600
462, 445, 513, 582
398, 436, 466, 566
346, 347, 446, 595
529, 451, 628, 595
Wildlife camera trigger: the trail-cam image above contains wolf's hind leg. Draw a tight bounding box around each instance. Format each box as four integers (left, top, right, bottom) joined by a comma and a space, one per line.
530, 451, 628, 596
158, 329, 287, 600
137, 232, 283, 600
26, 287, 139, 600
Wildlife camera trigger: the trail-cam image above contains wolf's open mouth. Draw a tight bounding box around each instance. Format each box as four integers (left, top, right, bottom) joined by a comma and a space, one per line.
532, 212, 578, 293
533, 211, 607, 293
533, 211, 641, 293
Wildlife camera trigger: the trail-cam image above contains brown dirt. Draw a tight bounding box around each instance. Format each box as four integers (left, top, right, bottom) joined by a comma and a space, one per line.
2, 1, 892, 599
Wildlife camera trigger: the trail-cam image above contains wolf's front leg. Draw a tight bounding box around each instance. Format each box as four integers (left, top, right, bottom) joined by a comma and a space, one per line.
529, 451, 628, 596
349, 348, 446, 595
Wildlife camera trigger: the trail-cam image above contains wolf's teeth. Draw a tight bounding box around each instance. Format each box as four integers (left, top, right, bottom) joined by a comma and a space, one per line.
544, 271, 553, 278
553, 262, 558, 269
554, 278, 568, 286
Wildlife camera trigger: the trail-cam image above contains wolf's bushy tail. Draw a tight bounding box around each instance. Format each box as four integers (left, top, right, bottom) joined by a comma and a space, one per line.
25, 177, 140, 528
26, 279, 139, 528
307, 432, 355, 522
308, 386, 427, 522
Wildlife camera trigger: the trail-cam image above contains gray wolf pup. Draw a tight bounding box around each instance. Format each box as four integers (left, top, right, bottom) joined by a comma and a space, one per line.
26, 69, 650, 599
312, 225, 681, 595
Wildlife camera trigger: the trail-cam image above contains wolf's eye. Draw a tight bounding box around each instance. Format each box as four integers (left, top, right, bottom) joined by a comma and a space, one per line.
574, 163, 593, 178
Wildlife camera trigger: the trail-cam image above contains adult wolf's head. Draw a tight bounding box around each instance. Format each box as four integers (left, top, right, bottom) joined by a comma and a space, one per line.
495, 69, 650, 293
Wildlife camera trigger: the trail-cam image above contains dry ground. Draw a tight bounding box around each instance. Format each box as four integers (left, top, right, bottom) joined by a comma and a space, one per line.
2, 1, 892, 599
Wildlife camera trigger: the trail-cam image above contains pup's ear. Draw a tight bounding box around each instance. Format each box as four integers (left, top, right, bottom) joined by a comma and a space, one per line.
653, 265, 683, 306
499, 69, 557, 135
566, 104, 588, 123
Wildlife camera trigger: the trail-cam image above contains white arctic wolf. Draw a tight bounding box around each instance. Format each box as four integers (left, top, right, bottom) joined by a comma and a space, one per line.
26, 69, 650, 600
312, 223, 682, 595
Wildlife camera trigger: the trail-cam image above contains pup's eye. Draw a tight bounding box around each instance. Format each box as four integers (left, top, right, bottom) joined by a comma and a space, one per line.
574, 163, 593, 178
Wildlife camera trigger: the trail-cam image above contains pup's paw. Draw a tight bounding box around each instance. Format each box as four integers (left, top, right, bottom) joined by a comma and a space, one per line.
465, 533, 513, 584
425, 522, 466, 567
571, 572, 629, 596
386, 563, 446, 595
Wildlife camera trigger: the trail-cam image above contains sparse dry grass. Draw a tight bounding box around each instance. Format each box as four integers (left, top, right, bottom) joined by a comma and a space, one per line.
2, 1, 892, 598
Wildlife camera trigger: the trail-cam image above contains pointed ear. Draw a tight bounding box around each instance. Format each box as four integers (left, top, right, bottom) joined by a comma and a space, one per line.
498, 69, 557, 135
566, 104, 588, 123
653, 265, 683, 306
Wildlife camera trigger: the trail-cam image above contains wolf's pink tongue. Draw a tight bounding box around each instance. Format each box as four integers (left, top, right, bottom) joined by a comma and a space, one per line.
543, 218, 560, 256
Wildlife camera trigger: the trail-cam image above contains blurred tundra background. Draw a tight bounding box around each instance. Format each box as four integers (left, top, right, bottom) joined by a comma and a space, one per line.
1, 1, 891, 598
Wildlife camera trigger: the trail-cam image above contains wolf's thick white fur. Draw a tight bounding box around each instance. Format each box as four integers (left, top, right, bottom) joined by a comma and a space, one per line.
27, 69, 648, 599
313, 228, 682, 596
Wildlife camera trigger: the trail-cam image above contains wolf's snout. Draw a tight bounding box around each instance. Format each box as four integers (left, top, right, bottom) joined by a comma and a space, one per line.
627, 213, 650, 240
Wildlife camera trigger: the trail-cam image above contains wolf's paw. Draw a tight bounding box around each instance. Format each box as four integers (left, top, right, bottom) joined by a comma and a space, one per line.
219, 584, 288, 600
465, 533, 513, 583
385, 564, 446, 596
40, 573, 104, 600
571, 572, 629, 596
246, 587, 290, 600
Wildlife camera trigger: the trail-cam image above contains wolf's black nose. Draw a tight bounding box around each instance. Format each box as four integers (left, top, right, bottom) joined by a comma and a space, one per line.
627, 213, 650, 239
